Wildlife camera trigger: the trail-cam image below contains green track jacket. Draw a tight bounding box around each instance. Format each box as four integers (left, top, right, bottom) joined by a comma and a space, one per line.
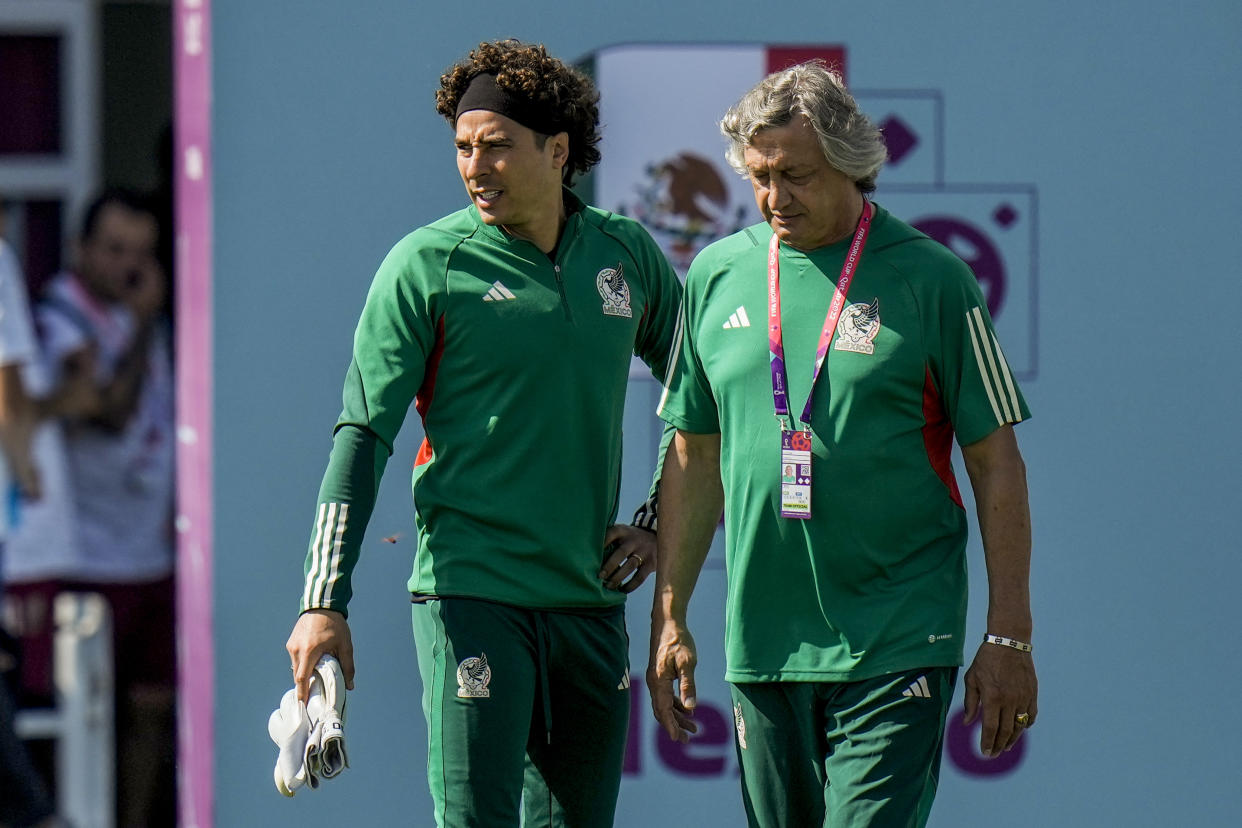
300, 191, 682, 614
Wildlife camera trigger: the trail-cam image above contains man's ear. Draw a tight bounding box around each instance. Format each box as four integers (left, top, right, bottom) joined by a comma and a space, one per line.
549, 131, 570, 170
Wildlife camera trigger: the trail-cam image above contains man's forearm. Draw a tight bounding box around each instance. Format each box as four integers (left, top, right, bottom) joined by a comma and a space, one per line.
631, 421, 677, 531
0, 364, 28, 460
653, 429, 723, 621
91, 323, 154, 430
299, 424, 390, 615
0, 364, 39, 494
962, 425, 1033, 638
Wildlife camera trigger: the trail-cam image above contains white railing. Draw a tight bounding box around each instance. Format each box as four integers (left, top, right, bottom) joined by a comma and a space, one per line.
13, 591, 115, 828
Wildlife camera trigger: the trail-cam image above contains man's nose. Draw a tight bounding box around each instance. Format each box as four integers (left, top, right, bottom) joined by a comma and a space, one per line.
464, 149, 488, 180
766, 177, 789, 211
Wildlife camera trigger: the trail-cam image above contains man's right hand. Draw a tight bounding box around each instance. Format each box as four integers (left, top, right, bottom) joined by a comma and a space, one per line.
286, 609, 355, 702
125, 260, 167, 323
646, 613, 700, 744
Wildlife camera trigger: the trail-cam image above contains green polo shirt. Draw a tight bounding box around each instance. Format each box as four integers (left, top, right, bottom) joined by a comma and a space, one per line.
658, 204, 1029, 682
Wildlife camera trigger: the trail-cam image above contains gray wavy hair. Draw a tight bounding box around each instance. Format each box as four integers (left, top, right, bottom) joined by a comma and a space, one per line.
721, 61, 887, 193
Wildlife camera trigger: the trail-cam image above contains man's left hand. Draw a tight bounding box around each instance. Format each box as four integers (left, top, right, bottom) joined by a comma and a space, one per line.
598, 524, 656, 593
963, 642, 1038, 758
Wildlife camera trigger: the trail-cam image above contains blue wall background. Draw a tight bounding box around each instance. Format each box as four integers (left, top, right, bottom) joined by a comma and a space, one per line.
213, 1, 1242, 825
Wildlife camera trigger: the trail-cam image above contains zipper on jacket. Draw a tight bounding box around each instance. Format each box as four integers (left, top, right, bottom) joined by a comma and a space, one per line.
553, 264, 573, 322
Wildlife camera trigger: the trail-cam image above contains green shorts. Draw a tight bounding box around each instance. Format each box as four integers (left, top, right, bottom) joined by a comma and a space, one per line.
411, 597, 631, 827
730, 666, 957, 828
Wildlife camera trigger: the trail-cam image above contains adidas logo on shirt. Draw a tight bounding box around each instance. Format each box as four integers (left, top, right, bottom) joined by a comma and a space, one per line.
483, 281, 516, 302
617, 672, 631, 691
902, 675, 933, 699
722, 306, 751, 329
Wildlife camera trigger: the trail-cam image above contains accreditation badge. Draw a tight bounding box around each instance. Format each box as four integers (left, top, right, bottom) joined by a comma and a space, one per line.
780, 429, 813, 519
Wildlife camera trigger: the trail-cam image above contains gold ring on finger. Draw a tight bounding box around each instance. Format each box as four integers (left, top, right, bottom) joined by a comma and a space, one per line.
1015, 712, 1031, 728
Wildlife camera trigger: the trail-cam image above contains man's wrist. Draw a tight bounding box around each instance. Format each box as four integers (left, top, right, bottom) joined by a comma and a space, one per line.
651, 591, 687, 623
983, 633, 1032, 653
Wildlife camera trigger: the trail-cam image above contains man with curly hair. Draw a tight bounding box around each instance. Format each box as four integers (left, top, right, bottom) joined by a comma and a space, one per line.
285, 40, 682, 826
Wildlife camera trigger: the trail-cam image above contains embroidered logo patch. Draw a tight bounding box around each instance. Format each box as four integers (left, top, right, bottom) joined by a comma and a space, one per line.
596, 262, 633, 318
834, 298, 881, 354
456, 654, 492, 698
733, 703, 748, 749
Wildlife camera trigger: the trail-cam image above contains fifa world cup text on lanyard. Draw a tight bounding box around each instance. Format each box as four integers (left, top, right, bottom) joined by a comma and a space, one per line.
768, 201, 874, 518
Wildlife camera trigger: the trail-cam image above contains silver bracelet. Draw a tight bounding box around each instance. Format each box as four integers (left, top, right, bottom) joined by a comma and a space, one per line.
984, 633, 1033, 653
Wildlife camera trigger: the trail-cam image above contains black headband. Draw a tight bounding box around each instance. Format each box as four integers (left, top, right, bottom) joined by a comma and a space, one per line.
454, 73, 563, 136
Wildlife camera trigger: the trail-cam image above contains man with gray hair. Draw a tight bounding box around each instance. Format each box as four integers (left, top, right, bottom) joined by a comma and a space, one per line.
648, 61, 1037, 827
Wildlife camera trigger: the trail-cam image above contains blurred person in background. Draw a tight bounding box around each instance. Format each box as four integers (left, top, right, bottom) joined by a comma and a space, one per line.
3, 189, 176, 827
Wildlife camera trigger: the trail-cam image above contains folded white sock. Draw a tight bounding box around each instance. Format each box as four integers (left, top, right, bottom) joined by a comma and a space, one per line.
267, 688, 310, 797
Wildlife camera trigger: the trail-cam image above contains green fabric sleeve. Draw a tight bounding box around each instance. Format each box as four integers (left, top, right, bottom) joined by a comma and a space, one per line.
630, 224, 684, 383
656, 253, 722, 435
630, 420, 676, 531
337, 232, 439, 449
299, 424, 390, 615
297, 231, 442, 615
927, 249, 1030, 446
628, 224, 683, 530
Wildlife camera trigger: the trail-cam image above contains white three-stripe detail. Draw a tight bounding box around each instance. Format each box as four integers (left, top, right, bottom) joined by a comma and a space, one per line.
325, 504, 348, 603
303, 502, 349, 608
483, 281, 516, 302
965, 307, 1021, 426
656, 305, 685, 417
902, 675, 932, 699
722, 306, 751, 329
303, 503, 329, 609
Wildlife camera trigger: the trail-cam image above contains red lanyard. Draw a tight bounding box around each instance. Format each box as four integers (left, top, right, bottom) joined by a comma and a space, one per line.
767, 201, 873, 425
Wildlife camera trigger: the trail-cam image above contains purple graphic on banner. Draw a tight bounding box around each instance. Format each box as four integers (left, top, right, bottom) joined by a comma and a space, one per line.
656, 703, 731, 775
881, 186, 1038, 379
623, 684, 737, 777
993, 203, 1018, 229
913, 216, 1008, 317
945, 706, 1027, 776
879, 114, 920, 165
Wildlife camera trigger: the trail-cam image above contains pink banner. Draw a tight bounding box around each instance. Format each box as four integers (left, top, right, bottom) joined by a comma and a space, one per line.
173, 1, 214, 826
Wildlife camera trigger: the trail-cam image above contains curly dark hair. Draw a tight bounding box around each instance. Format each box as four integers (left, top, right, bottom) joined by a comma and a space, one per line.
436, 40, 601, 184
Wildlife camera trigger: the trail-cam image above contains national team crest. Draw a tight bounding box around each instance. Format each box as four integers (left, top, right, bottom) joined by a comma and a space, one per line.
733, 703, 748, 749
834, 298, 881, 354
596, 262, 633, 318
456, 654, 492, 698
